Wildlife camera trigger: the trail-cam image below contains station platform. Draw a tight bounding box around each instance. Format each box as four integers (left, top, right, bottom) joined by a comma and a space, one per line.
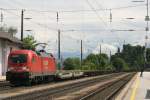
0, 76, 6, 81
117, 72, 150, 100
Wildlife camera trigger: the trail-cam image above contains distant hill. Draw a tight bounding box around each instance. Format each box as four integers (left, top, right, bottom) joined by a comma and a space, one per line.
53, 52, 87, 60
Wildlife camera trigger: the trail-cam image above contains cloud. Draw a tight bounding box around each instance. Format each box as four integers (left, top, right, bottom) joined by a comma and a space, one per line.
0, 0, 149, 56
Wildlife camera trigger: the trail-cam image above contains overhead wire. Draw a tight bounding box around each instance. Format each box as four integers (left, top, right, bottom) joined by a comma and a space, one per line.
3, 9, 57, 31
0, 1, 147, 35
0, 3, 146, 13
93, 0, 108, 17
1, 0, 146, 52
85, 0, 120, 43
85, 0, 108, 28
3, 7, 146, 33
57, 3, 146, 13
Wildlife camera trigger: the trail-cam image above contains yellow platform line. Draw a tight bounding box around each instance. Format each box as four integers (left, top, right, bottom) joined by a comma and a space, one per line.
130, 76, 140, 100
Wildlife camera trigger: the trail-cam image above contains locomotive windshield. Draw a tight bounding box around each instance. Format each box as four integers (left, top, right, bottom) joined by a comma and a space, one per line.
9, 54, 27, 63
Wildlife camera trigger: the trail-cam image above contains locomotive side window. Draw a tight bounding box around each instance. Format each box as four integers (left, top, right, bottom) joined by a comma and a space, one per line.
32, 56, 36, 63
9, 54, 27, 63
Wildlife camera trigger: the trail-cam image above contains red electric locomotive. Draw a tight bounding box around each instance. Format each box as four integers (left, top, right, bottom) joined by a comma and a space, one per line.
6, 50, 57, 85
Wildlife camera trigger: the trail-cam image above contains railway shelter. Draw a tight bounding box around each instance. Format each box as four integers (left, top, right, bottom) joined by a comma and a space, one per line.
117, 72, 150, 100
0, 32, 22, 76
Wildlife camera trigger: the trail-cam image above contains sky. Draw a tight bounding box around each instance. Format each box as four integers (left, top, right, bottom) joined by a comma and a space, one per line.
0, 0, 149, 57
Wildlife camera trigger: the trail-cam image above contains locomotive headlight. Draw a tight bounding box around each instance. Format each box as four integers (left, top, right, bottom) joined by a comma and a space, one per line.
22, 66, 29, 71
8, 67, 14, 71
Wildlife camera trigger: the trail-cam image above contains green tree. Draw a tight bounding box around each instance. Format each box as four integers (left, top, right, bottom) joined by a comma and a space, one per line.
146, 48, 150, 62
112, 57, 128, 71
83, 53, 109, 70
96, 54, 109, 70
82, 61, 96, 70
85, 53, 98, 66
22, 35, 37, 50
8, 27, 17, 36
111, 44, 145, 71
63, 57, 80, 70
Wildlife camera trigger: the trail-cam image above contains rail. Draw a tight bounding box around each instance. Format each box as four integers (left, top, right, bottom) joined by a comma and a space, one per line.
79, 73, 135, 100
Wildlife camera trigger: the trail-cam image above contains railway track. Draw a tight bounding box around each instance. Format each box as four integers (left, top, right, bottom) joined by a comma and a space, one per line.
0, 73, 113, 93
0, 81, 11, 91
1, 72, 131, 100
79, 73, 135, 100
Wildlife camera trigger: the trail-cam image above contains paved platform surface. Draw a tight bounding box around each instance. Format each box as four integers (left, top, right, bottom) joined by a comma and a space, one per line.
120, 72, 150, 100
0, 76, 6, 81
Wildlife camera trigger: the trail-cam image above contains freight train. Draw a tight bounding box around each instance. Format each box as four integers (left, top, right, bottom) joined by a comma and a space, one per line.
6, 50, 84, 85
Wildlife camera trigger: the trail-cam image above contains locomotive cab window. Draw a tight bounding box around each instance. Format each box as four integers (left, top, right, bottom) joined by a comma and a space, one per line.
9, 54, 27, 63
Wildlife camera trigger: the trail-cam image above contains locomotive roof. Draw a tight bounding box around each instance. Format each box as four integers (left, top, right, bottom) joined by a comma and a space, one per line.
10, 50, 55, 58
10, 50, 37, 55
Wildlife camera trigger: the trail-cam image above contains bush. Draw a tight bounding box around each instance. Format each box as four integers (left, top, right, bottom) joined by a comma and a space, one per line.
82, 62, 96, 70
83, 53, 109, 70
63, 57, 80, 70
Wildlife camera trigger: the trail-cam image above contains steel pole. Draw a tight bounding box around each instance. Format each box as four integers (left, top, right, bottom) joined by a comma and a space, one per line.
81, 40, 83, 68
21, 10, 24, 41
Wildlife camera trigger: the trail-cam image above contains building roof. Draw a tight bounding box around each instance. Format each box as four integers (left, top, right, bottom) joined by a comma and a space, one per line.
0, 32, 22, 44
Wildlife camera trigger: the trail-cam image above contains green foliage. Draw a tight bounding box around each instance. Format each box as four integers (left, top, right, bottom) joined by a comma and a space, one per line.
8, 27, 17, 35
111, 44, 146, 71
22, 35, 37, 50
83, 53, 109, 70
85, 53, 98, 66
122, 44, 145, 70
62, 44, 150, 71
63, 57, 80, 70
146, 48, 150, 62
82, 62, 96, 70
112, 57, 128, 71
105, 64, 114, 70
